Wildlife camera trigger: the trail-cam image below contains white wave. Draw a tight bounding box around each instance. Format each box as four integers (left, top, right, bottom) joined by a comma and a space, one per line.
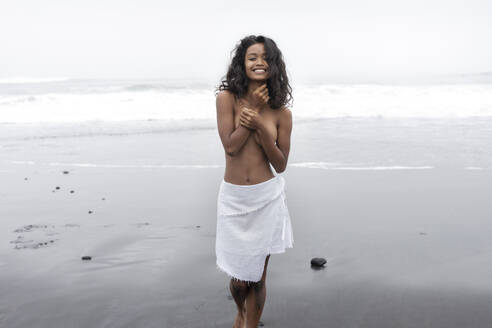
6, 160, 435, 170
0, 77, 69, 84
48, 162, 225, 169
1, 81, 492, 124
290, 162, 434, 170
465, 166, 485, 170
12, 161, 224, 169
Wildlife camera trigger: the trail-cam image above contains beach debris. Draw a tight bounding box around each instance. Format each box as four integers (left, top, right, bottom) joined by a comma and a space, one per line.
133, 222, 151, 228
70, 190, 75, 193
88, 210, 93, 214
10, 235, 57, 249
11, 224, 60, 250
13, 224, 50, 233
81, 256, 92, 261
62, 170, 69, 174
310, 257, 327, 268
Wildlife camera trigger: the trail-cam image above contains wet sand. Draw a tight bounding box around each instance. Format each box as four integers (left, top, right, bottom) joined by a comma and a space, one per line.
1, 158, 492, 327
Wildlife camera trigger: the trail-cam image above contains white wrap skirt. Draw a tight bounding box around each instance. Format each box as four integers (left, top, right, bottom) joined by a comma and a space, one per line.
215, 174, 294, 283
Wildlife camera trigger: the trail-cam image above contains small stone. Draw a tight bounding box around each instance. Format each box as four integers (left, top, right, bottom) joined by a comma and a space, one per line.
419, 232, 427, 235
24, 177, 28, 180
55, 186, 60, 190
70, 190, 74, 193
88, 210, 93, 214
63, 171, 69, 174
101, 198, 105, 201
81, 256, 92, 260
196, 225, 201, 228
50, 240, 54, 243
310, 257, 327, 267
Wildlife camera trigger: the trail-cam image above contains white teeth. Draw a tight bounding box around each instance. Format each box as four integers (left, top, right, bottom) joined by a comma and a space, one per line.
254, 69, 266, 73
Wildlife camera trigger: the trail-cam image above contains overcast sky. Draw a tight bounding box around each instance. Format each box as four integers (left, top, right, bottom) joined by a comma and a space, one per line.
1, 0, 491, 83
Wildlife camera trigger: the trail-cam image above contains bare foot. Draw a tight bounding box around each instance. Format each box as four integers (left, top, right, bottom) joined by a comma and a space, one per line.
233, 310, 245, 328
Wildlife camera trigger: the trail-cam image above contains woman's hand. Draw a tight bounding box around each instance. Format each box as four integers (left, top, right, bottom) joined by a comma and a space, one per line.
239, 84, 270, 111
239, 107, 264, 131
251, 83, 270, 109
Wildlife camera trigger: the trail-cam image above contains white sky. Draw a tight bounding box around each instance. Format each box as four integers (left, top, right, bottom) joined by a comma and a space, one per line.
1, 0, 491, 83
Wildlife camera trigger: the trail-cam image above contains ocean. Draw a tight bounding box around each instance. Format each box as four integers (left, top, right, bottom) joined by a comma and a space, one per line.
1, 78, 491, 170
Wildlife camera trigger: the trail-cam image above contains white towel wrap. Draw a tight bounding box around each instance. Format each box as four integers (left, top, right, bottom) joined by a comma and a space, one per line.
215, 175, 294, 283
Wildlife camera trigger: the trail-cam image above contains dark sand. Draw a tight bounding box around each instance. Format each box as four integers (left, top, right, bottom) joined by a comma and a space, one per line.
1, 161, 492, 327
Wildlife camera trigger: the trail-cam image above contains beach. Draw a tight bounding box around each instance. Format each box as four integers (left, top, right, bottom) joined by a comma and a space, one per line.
1, 114, 492, 327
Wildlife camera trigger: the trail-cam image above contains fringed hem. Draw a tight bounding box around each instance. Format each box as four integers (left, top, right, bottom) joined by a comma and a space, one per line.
215, 262, 260, 286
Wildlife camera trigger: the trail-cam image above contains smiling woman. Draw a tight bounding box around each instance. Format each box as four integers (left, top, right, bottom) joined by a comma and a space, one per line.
214, 35, 294, 328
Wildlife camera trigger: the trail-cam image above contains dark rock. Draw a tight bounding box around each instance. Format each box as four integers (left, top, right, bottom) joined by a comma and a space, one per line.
196, 225, 201, 228
63, 171, 69, 174
310, 257, 327, 267
101, 198, 105, 201
55, 186, 60, 190
88, 210, 93, 214
70, 190, 75, 193
419, 232, 427, 235
81, 256, 92, 260
24, 177, 28, 180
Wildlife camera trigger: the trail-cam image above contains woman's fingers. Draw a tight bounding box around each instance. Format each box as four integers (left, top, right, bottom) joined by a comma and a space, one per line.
240, 119, 252, 129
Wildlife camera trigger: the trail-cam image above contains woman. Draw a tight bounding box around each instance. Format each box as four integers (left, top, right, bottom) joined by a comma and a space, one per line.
215, 35, 294, 328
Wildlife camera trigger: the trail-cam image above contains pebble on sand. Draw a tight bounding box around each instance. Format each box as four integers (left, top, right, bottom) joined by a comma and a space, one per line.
62, 171, 69, 174
101, 198, 105, 201
310, 257, 327, 267
81, 256, 92, 261
55, 186, 60, 190
70, 190, 75, 193
88, 210, 93, 214
24, 177, 28, 180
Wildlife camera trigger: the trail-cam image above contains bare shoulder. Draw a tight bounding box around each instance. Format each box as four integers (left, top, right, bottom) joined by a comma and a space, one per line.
278, 106, 292, 124
216, 90, 236, 104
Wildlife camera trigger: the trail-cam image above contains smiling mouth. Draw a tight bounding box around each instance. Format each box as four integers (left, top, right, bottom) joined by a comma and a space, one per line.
253, 69, 267, 74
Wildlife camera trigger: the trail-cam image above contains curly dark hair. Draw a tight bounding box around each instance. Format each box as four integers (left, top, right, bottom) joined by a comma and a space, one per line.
215, 35, 293, 110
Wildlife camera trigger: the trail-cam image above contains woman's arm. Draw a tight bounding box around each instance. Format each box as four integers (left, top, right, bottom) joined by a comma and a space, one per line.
216, 91, 252, 156
255, 108, 292, 173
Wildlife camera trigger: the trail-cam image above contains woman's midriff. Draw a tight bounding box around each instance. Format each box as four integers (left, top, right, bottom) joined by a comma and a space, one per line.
223, 133, 275, 185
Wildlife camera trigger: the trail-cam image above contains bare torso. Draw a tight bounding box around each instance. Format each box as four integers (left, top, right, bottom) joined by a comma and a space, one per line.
223, 97, 281, 185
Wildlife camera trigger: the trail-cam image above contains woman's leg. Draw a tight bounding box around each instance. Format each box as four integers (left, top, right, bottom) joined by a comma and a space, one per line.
229, 279, 248, 328
245, 255, 270, 328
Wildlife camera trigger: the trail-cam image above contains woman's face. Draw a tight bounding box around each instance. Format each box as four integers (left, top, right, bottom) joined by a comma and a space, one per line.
244, 43, 269, 81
